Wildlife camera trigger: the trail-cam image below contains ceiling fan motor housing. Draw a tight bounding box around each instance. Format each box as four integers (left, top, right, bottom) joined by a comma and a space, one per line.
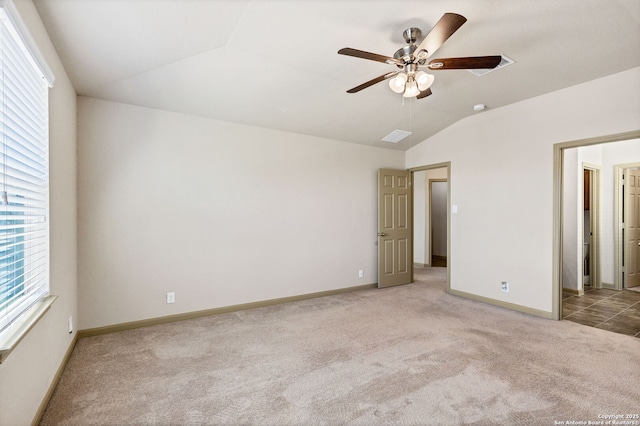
402, 27, 421, 44
393, 44, 418, 64
395, 27, 429, 65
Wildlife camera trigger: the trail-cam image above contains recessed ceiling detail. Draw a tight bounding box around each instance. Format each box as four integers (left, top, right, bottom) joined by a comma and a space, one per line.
382, 129, 412, 143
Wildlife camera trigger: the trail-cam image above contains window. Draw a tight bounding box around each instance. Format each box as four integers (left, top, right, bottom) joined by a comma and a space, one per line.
0, 0, 53, 336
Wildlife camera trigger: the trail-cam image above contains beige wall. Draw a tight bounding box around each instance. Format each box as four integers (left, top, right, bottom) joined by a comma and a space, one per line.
77, 97, 405, 329
0, 1, 78, 425
406, 67, 640, 314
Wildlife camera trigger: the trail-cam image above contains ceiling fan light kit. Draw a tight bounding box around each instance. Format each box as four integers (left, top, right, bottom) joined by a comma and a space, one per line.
338, 13, 502, 99
388, 67, 435, 97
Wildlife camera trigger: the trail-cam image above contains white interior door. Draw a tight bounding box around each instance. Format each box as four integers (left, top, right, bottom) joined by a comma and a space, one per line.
625, 169, 640, 287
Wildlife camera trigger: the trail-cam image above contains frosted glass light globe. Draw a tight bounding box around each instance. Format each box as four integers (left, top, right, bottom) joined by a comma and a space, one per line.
415, 71, 435, 91
403, 79, 419, 97
389, 72, 407, 93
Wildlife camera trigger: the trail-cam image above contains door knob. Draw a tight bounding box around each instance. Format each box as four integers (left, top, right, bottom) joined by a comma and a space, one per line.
378, 232, 386, 237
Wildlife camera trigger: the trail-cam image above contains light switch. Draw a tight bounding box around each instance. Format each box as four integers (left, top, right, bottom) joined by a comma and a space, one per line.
452, 205, 458, 214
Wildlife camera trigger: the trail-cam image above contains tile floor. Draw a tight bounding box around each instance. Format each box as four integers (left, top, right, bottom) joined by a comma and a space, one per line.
563, 287, 640, 338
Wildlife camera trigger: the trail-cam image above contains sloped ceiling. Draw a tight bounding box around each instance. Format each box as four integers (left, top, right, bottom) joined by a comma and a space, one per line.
34, 0, 640, 150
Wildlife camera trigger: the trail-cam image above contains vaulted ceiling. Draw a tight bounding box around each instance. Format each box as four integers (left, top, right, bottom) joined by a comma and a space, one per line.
34, 0, 640, 150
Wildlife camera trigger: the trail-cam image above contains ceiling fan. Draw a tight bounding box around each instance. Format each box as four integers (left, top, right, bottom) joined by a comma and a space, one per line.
338, 13, 501, 99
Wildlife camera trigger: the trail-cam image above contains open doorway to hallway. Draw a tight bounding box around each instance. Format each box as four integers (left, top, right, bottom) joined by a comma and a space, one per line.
412, 166, 448, 270
558, 135, 640, 337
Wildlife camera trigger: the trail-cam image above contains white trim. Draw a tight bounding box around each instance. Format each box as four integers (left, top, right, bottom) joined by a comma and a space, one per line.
0, 295, 56, 363
0, 3, 51, 341
0, 0, 55, 87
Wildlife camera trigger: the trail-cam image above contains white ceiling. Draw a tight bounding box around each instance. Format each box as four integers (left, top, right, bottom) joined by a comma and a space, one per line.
34, 0, 640, 150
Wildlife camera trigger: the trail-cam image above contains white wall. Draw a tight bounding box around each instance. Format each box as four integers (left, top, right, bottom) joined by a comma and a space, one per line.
406, 67, 640, 314
562, 148, 579, 290
0, 1, 77, 425
77, 97, 404, 329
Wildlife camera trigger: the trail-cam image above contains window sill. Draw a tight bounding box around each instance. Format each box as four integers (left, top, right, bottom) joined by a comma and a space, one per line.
0, 295, 57, 364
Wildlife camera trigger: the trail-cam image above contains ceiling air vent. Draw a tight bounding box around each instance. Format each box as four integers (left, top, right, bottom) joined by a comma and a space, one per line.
382, 129, 412, 143
467, 55, 514, 77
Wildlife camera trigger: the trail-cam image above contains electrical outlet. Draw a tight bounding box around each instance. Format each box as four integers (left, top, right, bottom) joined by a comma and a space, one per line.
358, 269, 364, 278
501, 282, 509, 293
166, 292, 175, 304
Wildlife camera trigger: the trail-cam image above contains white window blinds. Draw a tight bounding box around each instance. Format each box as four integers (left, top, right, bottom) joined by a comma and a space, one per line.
0, 3, 50, 333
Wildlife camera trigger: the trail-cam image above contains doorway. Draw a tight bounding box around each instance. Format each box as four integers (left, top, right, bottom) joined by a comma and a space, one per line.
558, 135, 640, 337
411, 163, 451, 290
553, 131, 640, 324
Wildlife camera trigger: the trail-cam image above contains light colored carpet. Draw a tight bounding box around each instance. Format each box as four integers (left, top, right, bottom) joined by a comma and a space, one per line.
41, 268, 640, 425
